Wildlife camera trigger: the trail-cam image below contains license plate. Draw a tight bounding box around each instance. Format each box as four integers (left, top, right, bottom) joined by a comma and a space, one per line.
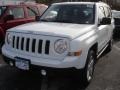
15, 58, 30, 70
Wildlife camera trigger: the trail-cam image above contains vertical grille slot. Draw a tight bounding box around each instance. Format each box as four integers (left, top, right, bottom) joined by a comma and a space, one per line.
21, 37, 24, 50
26, 38, 30, 52
45, 40, 50, 54
32, 39, 36, 53
12, 36, 15, 48
38, 40, 43, 54
16, 37, 19, 49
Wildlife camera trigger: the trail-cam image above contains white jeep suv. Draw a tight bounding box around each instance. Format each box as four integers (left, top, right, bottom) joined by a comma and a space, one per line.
2, 2, 114, 84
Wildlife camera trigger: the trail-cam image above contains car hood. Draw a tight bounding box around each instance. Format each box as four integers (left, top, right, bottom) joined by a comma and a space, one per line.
8, 22, 96, 40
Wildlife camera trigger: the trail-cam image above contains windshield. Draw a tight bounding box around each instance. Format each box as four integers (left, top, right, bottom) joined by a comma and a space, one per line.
40, 4, 95, 24
0, 6, 7, 16
112, 11, 120, 18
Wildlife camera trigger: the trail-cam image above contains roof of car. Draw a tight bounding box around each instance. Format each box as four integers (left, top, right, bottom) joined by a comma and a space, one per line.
52, 2, 95, 5
52, 1, 107, 5
0, 3, 47, 7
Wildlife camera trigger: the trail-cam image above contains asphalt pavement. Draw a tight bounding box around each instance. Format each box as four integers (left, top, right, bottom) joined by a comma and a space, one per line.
0, 39, 120, 90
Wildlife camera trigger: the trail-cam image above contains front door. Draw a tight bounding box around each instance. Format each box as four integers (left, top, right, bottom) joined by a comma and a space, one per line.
5, 6, 26, 30
97, 6, 109, 52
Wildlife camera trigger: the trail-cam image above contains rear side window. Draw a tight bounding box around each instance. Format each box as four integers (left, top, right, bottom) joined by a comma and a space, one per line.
99, 6, 106, 18
104, 7, 111, 18
107, 7, 112, 17
8, 7, 24, 19
27, 6, 38, 17
39, 6, 48, 15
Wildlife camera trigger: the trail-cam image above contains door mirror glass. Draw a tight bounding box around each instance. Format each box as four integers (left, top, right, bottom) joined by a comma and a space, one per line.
100, 17, 111, 25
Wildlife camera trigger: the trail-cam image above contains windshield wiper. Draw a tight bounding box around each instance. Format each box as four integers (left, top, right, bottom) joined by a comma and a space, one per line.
40, 19, 49, 22
40, 19, 73, 23
54, 20, 73, 23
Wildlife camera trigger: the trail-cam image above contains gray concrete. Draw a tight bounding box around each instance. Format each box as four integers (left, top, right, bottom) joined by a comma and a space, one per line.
0, 39, 120, 90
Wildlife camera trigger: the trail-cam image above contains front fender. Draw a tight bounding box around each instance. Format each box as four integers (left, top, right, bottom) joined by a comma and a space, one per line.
69, 29, 98, 69
0, 27, 5, 41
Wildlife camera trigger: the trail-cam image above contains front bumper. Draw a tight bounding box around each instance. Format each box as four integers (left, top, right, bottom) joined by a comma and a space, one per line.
2, 45, 85, 69
3, 55, 81, 75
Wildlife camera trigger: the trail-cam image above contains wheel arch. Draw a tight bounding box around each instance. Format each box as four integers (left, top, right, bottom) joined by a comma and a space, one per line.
89, 43, 98, 57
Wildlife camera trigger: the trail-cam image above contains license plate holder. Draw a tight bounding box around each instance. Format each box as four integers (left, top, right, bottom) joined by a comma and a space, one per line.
15, 57, 30, 70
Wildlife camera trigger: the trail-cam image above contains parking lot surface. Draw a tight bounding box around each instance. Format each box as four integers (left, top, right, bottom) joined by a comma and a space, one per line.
0, 39, 120, 90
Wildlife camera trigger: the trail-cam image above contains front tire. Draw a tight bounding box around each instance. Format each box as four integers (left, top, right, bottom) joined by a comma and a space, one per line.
81, 50, 96, 85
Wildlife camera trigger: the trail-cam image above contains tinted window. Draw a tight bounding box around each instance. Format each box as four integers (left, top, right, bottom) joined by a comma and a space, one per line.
8, 7, 24, 19
0, 6, 7, 16
107, 7, 112, 17
99, 6, 106, 17
39, 6, 48, 15
27, 6, 38, 17
40, 4, 95, 24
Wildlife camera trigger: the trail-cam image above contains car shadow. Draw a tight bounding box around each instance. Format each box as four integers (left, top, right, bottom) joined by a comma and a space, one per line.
0, 65, 89, 90
46, 73, 88, 90
0, 66, 42, 90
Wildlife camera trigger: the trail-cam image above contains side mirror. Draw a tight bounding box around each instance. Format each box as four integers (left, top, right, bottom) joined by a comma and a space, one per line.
35, 16, 40, 21
4, 15, 14, 22
100, 18, 111, 25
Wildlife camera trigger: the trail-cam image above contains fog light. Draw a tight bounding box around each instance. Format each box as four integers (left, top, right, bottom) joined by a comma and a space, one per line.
9, 61, 14, 66
41, 70, 47, 76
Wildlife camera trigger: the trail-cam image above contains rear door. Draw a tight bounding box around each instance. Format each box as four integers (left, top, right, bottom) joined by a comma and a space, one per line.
5, 6, 26, 30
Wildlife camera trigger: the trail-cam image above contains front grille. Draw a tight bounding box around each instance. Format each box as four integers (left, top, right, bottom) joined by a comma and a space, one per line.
12, 36, 50, 55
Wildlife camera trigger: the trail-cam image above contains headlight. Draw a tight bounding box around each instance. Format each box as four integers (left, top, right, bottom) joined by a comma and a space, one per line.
7, 33, 12, 44
54, 39, 67, 54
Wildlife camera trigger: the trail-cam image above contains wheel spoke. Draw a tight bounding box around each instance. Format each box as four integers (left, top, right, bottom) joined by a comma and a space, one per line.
87, 56, 94, 81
